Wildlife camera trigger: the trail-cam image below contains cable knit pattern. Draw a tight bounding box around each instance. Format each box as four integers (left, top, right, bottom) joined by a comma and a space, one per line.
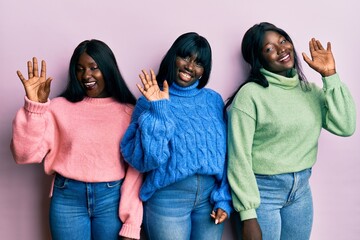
11, 96, 143, 239
121, 81, 233, 215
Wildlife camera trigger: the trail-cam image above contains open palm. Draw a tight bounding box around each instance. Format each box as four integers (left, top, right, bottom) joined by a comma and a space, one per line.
136, 69, 169, 101
302, 38, 336, 77
17, 57, 52, 103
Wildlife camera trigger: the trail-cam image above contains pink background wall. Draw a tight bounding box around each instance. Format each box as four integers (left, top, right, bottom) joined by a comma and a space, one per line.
1, 0, 359, 239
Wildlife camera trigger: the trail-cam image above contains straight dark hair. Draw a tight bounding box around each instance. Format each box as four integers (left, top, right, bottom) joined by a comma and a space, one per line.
156, 32, 212, 89
224, 22, 309, 110
60, 39, 136, 105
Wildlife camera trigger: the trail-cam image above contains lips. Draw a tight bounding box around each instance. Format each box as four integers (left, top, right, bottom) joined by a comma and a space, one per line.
279, 53, 290, 62
83, 81, 96, 90
179, 71, 193, 82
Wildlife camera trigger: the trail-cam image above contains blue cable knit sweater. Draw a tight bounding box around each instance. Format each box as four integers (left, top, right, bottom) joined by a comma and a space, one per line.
121, 81, 233, 215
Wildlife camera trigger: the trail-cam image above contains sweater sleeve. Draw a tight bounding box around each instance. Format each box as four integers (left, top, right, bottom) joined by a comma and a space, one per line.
227, 106, 260, 221
320, 73, 356, 136
121, 97, 176, 172
210, 161, 234, 216
10, 96, 54, 165
119, 162, 143, 239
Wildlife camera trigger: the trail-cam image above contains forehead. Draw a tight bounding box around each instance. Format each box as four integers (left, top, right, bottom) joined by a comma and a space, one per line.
77, 52, 97, 66
263, 31, 284, 45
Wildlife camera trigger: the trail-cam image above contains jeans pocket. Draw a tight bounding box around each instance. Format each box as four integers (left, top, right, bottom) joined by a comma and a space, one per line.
106, 179, 123, 188
53, 174, 68, 189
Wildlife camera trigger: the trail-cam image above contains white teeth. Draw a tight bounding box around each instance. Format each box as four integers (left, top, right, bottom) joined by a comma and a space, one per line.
84, 82, 96, 87
279, 54, 290, 62
180, 72, 191, 79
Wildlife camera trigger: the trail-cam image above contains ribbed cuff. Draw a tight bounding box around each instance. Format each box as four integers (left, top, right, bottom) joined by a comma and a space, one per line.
239, 208, 257, 221
24, 96, 50, 114
150, 99, 170, 119
214, 200, 233, 217
322, 73, 341, 91
119, 223, 141, 240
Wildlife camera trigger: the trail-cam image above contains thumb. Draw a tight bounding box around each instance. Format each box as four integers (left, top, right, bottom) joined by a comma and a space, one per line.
163, 80, 169, 93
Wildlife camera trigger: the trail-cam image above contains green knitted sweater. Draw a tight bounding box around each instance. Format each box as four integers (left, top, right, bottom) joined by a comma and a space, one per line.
227, 68, 356, 221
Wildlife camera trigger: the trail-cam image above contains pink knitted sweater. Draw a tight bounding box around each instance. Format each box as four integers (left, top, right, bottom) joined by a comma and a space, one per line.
10, 96, 143, 239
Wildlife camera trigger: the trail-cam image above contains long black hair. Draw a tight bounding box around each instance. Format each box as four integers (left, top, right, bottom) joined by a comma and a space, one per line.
224, 22, 309, 110
60, 39, 136, 105
156, 32, 212, 89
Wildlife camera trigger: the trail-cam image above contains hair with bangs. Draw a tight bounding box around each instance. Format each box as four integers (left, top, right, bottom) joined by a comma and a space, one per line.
60, 39, 136, 104
156, 32, 212, 89
225, 22, 309, 110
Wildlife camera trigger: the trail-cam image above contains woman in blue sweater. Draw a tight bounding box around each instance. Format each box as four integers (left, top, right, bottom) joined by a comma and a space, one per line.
121, 32, 232, 240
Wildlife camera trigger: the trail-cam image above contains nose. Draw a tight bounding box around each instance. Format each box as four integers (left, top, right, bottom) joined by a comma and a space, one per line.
277, 45, 286, 54
82, 68, 91, 79
185, 60, 195, 71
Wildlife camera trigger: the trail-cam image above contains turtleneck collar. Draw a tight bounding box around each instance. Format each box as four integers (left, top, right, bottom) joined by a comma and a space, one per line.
169, 80, 201, 97
260, 68, 299, 89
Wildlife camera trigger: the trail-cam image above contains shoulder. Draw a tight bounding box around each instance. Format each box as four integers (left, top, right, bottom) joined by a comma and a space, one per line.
201, 88, 223, 101
49, 97, 71, 108
234, 82, 264, 104
123, 103, 134, 116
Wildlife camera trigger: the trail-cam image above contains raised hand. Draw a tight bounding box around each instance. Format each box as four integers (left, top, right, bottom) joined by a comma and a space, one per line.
17, 57, 53, 103
136, 69, 169, 101
302, 38, 336, 77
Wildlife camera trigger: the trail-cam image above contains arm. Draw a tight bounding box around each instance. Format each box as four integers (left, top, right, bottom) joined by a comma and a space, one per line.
119, 163, 143, 240
302, 38, 356, 135
209, 95, 234, 224
227, 107, 262, 239
320, 74, 356, 136
210, 163, 233, 224
11, 57, 54, 164
120, 70, 175, 172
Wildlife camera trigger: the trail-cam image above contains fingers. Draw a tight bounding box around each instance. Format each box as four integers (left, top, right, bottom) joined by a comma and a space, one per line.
162, 80, 169, 93
27, 60, 33, 79
45, 77, 53, 92
40, 60, 47, 79
25, 57, 44, 79
326, 41, 332, 52
33, 57, 39, 77
210, 209, 228, 224
150, 69, 157, 85
310, 38, 328, 52
139, 69, 158, 89
302, 52, 311, 64
16, 70, 26, 83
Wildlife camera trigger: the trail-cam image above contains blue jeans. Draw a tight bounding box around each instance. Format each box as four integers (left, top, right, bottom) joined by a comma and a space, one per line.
49, 174, 123, 240
255, 168, 313, 240
143, 174, 225, 240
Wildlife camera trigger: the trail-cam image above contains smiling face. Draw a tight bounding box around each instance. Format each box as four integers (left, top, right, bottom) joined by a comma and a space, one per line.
76, 52, 109, 98
261, 31, 295, 77
175, 55, 204, 87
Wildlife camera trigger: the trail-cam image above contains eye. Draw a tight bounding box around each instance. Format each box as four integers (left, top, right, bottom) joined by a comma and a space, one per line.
280, 39, 287, 44
265, 47, 273, 53
195, 61, 203, 68
181, 56, 191, 62
76, 66, 84, 72
90, 66, 99, 71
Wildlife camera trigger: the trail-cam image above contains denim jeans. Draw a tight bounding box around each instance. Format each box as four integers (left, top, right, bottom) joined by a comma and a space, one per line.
49, 174, 123, 240
143, 174, 225, 240
255, 168, 313, 240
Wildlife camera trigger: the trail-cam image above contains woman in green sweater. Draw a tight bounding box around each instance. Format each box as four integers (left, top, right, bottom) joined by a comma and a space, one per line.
225, 22, 356, 240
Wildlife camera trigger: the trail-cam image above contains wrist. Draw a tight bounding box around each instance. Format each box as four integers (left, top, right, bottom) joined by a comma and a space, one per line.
322, 68, 336, 77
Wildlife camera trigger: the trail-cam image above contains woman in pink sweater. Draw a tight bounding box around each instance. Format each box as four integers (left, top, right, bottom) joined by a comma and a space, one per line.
10, 39, 143, 240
